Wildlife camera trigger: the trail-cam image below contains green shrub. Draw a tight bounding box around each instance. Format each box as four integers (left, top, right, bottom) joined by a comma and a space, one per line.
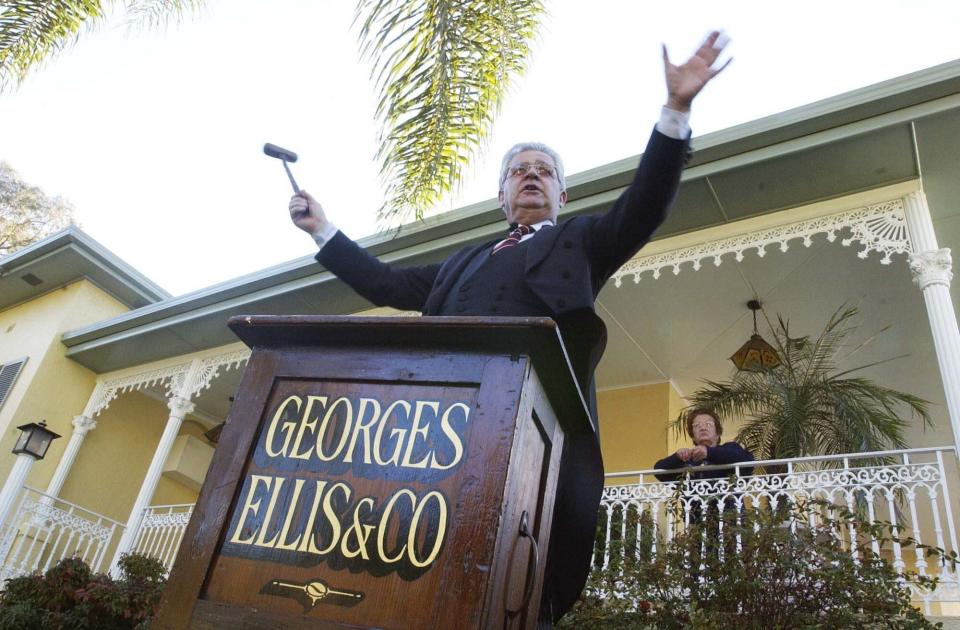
0, 553, 167, 629
561, 499, 955, 629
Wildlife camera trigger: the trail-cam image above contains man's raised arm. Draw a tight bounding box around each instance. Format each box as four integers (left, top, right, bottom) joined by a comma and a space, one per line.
288, 190, 439, 312
589, 31, 731, 281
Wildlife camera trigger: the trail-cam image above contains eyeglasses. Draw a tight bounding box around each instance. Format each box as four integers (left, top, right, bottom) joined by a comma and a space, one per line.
691, 421, 715, 431
507, 162, 557, 180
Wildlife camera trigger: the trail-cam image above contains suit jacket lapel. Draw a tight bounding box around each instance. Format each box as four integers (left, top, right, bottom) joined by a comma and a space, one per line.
422, 242, 492, 314
525, 223, 560, 273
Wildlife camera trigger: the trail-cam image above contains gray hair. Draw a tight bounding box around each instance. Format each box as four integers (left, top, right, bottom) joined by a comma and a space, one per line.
499, 142, 566, 192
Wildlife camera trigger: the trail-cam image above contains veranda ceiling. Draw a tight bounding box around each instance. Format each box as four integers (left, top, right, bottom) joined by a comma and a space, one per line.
594, 198, 950, 448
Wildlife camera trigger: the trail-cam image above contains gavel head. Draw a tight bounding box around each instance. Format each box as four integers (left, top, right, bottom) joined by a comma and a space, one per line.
263, 143, 298, 163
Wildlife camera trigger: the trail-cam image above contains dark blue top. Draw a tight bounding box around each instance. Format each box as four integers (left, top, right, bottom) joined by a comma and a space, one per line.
653, 442, 755, 482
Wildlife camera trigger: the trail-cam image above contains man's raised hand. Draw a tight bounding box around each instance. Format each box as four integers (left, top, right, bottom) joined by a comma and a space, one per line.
663, 30, 731, 112
289, 190, 328, 235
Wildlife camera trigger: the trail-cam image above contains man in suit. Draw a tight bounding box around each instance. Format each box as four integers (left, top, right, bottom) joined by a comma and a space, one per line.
288, 31, 729, 625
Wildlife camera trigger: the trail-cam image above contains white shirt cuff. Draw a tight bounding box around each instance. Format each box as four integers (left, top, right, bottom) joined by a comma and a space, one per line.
312, 222, 339, 248
656, 106, 690, 139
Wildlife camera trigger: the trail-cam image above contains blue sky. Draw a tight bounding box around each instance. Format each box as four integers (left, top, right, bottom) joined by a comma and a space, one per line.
2, 0, 959, 295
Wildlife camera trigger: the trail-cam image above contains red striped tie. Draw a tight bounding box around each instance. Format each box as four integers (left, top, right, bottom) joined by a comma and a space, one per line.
491, 224, 533, 256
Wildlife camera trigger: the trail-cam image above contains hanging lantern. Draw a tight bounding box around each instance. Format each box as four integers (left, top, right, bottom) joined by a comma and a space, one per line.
730, 300, 781, 372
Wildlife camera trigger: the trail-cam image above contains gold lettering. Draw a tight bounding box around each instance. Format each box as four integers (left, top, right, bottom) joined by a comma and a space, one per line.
316, 396, 353, 462
374, 400, 410, 466
340, 497, 375, 560
274, 478, 307, 551
401, 400, 439, 469
227, 474, 271, 545
408, 491, 448, 568
377, 489, 414, 564
430, 402, 470, 470
315, 482, 351, 555
289, 395, 326, 460
265, 396, 302, 457
298, 480, 328, 554
253, 476, 286, 548
342, 397, 381, 464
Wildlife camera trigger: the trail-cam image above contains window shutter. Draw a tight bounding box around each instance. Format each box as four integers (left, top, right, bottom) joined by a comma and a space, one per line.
0, 359, 26, 411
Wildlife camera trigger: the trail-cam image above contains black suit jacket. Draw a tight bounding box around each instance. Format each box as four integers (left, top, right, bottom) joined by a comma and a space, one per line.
317, 127, 688, 620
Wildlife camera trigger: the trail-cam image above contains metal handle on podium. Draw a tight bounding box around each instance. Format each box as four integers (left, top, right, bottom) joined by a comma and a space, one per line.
504, 510, 539, 619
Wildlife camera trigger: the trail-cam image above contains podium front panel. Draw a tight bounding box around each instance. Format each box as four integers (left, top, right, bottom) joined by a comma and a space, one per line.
190, 347, 538, 628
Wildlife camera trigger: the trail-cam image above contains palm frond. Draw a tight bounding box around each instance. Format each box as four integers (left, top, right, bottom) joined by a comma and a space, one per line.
356, 0, 544, 223
0, 0, 205, 91
122, 0, 206, 31
801, 305, 858, 376
0, 0, 107, 91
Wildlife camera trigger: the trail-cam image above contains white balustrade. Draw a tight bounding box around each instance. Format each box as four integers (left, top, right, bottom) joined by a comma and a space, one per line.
0, 494, 196, 580
130, 503, 194, 574
0, 487, 122, 580
596, 446, 960, 613
4, 444, 959, 616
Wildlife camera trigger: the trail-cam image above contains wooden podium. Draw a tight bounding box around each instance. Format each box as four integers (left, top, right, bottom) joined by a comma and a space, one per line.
153, 316, 603, 629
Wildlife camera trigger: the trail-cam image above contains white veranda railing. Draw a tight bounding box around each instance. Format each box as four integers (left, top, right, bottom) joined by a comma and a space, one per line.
130, 503, 194, 574
0, 487, 123, 579
596, 446, 960, 613
0, 491, 195, 580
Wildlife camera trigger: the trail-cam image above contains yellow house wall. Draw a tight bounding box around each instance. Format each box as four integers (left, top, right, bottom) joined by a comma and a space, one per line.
598, 382, 685, 482
0, 280, 128, 489
666, 382, 686, 456
153, 421, 207, 506
58, 391, 203, 522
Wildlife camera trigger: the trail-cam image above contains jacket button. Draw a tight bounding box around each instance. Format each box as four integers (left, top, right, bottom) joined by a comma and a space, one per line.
561, 270, 571, 279
490, 305, 498, 313
500, 284, 508, 290
563, 240, 573, 249
459, 285, 470, 293
557, 299, 566, 308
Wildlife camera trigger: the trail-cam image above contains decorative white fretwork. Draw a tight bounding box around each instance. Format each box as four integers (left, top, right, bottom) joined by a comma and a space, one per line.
612, 199, 911, 286
141, 509, 192, 529
89, 363, 191, 417
909, 248, 953, 290
189, 348, 251, 398
87, 346, 251, 417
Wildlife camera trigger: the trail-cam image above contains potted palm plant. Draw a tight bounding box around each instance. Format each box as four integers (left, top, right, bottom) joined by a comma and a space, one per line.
673, 305, 932, 463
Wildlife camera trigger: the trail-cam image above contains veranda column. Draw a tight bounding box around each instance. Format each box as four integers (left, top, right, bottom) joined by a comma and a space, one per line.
108, 363, 199, 574
44, 415, 98, 498
904, 191, 960, 457
44, 382, 104, 498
